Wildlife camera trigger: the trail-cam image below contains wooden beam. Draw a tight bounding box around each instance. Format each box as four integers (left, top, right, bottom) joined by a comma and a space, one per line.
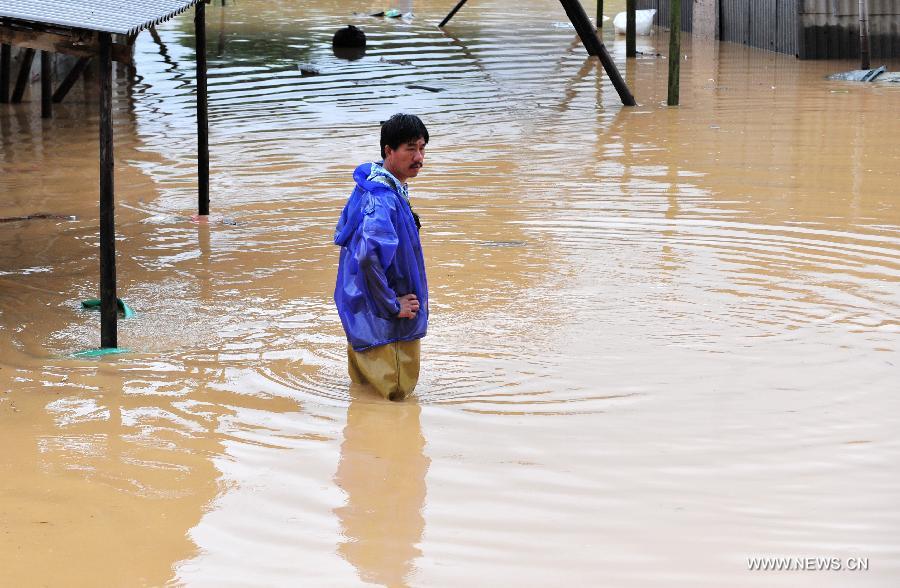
53, 57, 89, 103
557, 0, 636, 106
439, 0, 471, 28
859, 0, 871, 69
667, 0, 681, 106
98, 33, 117, 348
1, 44, 10, 103
196, 1, 210, 216
11, 48, 35, 103
626, 0, 636, 57
40, 50, 51, 118
0, 27, 131, 64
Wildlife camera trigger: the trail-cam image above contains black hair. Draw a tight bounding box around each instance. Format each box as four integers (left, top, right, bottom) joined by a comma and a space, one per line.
380, 114, 429, 159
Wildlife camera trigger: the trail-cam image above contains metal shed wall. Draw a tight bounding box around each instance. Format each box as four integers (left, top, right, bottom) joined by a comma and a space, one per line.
636, 0, 898, 58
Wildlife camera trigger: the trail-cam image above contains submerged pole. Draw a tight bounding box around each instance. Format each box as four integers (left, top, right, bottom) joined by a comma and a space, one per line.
859, 0, 871, 69
558, 0, 636, 106
12, 48, 35, 103
667, 0, 681, 106
40, 51, 52, 118
626, 0, 636, 57
53, 57, 90, 103
1, 44, 10, 104
196, 0, 210, 216
98, 33, 118, 348
439, 0, 470, 28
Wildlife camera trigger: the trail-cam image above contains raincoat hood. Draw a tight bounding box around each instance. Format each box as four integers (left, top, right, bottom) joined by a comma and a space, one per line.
334, 162, 404, 247
333, 162, 428, 351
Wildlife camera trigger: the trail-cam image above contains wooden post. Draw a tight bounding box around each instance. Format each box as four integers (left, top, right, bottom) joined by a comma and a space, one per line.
596, 0, 604, 28
558, 0, 636, 106
1, 44, 10, 103
626, 0, 636, 57
667, 0, 681, 106
40, 51, 52, 118
53, 57, 89, 103
99, 33, 117, 348
859, 0, 871, 69
196, 1, 210, 216
11, 48, 35, 103
439, 0, 471, 28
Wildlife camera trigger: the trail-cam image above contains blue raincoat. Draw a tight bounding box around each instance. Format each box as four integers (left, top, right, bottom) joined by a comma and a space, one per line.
334, 162, 428, 351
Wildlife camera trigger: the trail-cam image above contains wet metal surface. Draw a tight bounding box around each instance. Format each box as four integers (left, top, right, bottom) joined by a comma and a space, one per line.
1, 1, 899, 586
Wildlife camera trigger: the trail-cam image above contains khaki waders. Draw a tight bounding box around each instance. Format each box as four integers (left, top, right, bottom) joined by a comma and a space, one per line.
347, 339, 421, 401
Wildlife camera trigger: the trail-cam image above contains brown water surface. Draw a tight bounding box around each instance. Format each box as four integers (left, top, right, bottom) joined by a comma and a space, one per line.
2, 1, 899, 586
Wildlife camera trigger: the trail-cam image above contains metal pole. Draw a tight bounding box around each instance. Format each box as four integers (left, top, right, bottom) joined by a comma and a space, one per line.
558, 0, 636, 106
0, 44, 10, 104
596, 0, 603, 28
626, 0, 636, 57
99, 33, 117, 348
40, 51, 52, 118
859, 0, 871, 69
439, 0, 470, 28
196, 1, 210, 216
667, 0, 681, 106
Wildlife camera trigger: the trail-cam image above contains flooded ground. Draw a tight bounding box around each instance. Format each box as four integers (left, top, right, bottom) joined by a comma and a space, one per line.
2, 0, 899, 586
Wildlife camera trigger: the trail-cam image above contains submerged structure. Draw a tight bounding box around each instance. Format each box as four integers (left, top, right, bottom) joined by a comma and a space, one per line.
0, 0, 211, 350
638, 0, 900, 58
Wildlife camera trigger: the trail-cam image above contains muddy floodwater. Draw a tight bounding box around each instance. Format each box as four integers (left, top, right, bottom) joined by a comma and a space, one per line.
2, 0, 899, 586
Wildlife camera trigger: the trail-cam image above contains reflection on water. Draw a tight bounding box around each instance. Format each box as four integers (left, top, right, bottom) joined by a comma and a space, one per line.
2, 0, 900, 585
335, 386, 429, 587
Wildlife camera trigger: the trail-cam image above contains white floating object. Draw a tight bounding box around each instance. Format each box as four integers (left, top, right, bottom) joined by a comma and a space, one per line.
613, 9, 656, 36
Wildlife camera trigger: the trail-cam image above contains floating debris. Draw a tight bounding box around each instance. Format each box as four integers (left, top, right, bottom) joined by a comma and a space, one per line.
480, 240, 527, 248
406, 84, 444, 93
827, 66, 886, 82
297, 63, 321, 76
0, 213, 77, 223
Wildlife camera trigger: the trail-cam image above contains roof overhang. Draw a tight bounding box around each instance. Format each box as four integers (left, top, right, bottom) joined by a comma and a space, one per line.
0, 0, 200, 36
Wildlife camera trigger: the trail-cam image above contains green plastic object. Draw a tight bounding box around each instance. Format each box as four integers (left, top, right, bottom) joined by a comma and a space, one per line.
72, 347, 132, 359
384, 9, 402, 17
81, 298, 135, 318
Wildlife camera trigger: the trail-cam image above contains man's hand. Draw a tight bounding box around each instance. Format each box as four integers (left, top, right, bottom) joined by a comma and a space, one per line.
397, 293, 419, 319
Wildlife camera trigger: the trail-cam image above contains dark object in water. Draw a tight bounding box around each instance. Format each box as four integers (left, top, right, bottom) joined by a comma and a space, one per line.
333, 25, 366, 49
297, 63, 320, 76
0, 212, 77, 223
333, 45, 366, 61
406, 84, 443, 93
828, 66, 886, 82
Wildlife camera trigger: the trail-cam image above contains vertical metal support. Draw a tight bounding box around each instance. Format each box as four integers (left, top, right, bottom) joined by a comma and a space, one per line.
439, 0, 470, 28
99, 33, 118, 348
12, 48, 35, 103
859, 0, 871, 69
626, 0, 636, 57
40, 51, 52, 118
667, 0, 681, 106
196, 0, 210, 216
558, 0, 636, 106
1, 44, 10, 104
596, 1, 604, 28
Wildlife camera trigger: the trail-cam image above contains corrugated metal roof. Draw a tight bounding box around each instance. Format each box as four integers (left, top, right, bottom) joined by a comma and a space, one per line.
0, 0, 200, 36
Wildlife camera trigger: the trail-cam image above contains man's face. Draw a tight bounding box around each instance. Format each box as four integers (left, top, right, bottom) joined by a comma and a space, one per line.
384, 137, 426, 183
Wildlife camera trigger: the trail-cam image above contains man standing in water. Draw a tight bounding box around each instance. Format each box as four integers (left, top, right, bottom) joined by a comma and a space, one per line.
334, 114, 429, 401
